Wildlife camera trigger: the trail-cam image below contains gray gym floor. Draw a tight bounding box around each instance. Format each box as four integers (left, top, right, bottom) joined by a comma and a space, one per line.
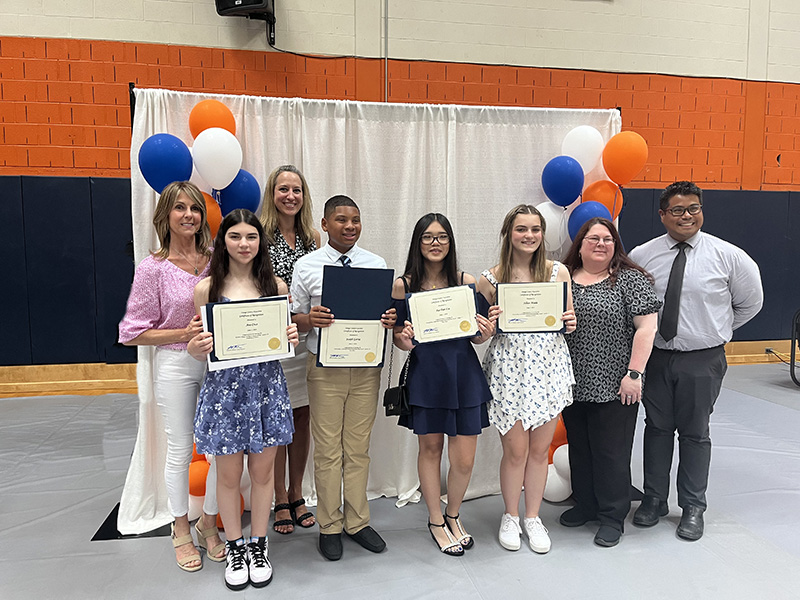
1, 363, 798, 599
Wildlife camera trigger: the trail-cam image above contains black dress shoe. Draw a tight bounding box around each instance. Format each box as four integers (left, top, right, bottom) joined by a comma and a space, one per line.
559, 506, 598, 528
676, 506, 704, 541
594, 525, 621, 547
345, 526, 386, 553
633, 496, 668, 527
319, 533, 343, 561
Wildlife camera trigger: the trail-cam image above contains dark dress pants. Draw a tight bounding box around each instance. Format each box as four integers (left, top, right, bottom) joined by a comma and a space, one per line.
562, 399, 639, 532
641, 346, 727, 510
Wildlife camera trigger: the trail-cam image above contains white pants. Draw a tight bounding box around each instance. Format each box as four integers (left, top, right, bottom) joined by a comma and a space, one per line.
153, 348, 217, 517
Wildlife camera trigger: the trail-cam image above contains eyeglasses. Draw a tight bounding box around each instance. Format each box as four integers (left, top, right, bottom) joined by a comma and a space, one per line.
421, 233, 450, 245
584, 236, 615, 246
665, 204, 702, 217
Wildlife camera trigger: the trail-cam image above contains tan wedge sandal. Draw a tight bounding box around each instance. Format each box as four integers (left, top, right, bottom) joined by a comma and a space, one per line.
195, 520, 226, 562
171, 523, 202, 572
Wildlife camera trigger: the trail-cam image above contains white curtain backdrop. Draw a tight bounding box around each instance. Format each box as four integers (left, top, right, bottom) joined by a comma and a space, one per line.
119, 87, 620, 534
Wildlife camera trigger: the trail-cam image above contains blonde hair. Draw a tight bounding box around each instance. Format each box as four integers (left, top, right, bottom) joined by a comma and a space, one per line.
259, 165, 316, 249
151, 181, 212, 259
495, 204, 550, 284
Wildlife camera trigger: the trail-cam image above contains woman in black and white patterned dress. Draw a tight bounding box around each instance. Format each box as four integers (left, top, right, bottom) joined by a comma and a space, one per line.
259, 165, 320, 534
561, 217, 660, 548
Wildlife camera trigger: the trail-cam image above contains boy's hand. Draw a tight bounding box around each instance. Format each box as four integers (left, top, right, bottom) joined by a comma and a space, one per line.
381, 307, 397, 329
309, 305, 334, 328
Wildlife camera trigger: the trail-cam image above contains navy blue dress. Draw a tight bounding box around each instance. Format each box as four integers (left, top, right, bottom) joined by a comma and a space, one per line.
394, 279, 491, 436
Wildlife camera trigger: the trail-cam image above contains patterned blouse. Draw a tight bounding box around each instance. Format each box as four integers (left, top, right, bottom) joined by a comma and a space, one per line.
118, 254, 210, 351
566, 268, 661, 403
268, 228, 316, 288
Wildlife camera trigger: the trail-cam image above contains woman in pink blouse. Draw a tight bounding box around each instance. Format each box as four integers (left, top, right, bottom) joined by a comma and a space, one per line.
119, 181, 224, 572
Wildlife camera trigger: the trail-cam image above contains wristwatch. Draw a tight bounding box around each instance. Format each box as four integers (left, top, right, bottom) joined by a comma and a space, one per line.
627, 369, 642, 380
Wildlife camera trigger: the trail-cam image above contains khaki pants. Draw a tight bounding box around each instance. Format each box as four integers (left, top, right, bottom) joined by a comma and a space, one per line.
306, 352, 381, 534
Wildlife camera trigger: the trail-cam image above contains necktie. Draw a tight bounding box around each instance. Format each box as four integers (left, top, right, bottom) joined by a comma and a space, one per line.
339, 255, 352, 268
659, 241, 689, 342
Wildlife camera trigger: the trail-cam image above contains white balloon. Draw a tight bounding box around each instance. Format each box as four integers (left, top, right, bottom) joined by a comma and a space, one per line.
552, 444, 570, 479
188, 494, 203, 522
240, 455, 252, 511
188, 146, 211, 192
536, 201, 569, 254
192, 127, 242, 190
543, 463, 572, 502
562, 125, 605, 174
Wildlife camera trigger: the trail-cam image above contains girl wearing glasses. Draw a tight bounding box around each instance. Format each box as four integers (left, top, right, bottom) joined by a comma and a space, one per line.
391, 213, 497, 556
560, 217, 660, 547
477, 204, 577, 554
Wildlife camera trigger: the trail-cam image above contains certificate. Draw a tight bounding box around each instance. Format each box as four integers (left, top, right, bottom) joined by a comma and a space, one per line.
317, 320, 386, 367
316, 265, 394, 367
496, 281, 567, 333
202, 296, 294, 371
406, 284, 479, 344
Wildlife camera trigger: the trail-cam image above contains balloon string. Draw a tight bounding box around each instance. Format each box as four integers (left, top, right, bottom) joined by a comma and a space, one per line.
612, 188, 619, 217
213, 190, 221, 205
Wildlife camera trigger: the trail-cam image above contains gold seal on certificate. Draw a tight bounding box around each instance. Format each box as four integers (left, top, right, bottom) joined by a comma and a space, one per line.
407, 285, 479, 344
202, 296, 294, 371
496, 281, 567, 334
317, 320, 386, 367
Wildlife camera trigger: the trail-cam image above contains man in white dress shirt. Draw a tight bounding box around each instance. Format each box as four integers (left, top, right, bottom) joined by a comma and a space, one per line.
628, 181, 763, 541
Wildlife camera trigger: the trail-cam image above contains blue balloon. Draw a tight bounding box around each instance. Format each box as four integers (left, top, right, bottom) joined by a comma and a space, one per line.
568, 201, 612, 240
138, 133, 193, 193
218, 169, 261, 216
541, 156, 584, 207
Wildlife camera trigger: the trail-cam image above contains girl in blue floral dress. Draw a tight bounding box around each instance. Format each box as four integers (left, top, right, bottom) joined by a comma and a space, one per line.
477, 204, 576, 555
188, 209, 298, 591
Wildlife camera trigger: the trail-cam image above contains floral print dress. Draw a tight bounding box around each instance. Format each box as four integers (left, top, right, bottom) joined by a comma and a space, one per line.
481, 262, 575, 435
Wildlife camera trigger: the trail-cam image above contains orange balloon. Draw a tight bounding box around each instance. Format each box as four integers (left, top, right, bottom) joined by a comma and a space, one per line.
583, 180, 623, 219
188, 460, 210, 496
189, 100, 236, 139
203, 192, 222, 238
216, 495, 246, 530
191, 443, 205, 463
548, 416, 568, 464
601, 131, 648, 186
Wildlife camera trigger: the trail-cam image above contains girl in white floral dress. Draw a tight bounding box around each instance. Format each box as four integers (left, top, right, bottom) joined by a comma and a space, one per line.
477, 204, 576, 555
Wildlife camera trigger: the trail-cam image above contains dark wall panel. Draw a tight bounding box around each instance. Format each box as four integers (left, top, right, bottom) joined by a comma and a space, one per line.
22, 176, 100, 363
0, 177, 32, 365
91, 178, 137, 364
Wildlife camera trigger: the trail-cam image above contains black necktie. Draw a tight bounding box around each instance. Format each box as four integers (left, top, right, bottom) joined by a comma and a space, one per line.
339, 255, 352, 268
659, 242, 689, 342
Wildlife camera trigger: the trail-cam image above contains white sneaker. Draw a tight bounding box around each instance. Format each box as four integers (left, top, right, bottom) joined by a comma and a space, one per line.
225, 540, 249, 591
247, 537, 273, 588
498, 513, 521, 551
524, 516, 551, 554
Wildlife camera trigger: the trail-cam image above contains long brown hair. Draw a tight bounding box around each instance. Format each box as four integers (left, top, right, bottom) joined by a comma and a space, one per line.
151, 181, 212, 259
562, 217, 652, 287
495, 204, 550, 284
259, 165, 316, 249
208, 209, 278, 303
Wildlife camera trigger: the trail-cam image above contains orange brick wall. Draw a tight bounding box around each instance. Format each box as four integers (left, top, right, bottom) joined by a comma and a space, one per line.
0, 35, 797, 190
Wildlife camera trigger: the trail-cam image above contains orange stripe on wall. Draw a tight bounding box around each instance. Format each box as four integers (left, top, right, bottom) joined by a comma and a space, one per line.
0, 35, 797, 190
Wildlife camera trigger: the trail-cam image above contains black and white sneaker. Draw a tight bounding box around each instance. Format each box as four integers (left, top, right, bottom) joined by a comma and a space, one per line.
247, 537, 273, 588
225, 539, 249, 591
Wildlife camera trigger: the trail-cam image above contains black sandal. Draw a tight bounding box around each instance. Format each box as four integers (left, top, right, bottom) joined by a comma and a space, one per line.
427, 521, 464, 556
445, 512, 474, 550
273, 503, 294, 534
289, 498, 315, 528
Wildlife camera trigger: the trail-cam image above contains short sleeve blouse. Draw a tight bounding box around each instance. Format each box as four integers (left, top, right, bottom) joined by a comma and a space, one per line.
566, 268, 661, 403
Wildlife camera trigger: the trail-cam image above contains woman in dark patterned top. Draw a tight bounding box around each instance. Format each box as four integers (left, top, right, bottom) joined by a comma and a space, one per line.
259, 165, 321, 534
561, 217, 660, 548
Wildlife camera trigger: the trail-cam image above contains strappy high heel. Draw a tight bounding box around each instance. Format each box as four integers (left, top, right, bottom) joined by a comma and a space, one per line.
427, 521, 464, 557
445, 512, 474, 550
195, 519, 226, 562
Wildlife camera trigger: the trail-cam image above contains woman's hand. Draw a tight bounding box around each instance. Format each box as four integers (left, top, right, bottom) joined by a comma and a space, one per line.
488, 304, 501, 324
286, 322, 300, 348
381, 307, 398, 329
394, 320, 415, 351
618, 375, 642, 405
183, 314, 204, 342
187, 331, 213, 361
473, 313, 495, 344
561, 309, 577, 334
